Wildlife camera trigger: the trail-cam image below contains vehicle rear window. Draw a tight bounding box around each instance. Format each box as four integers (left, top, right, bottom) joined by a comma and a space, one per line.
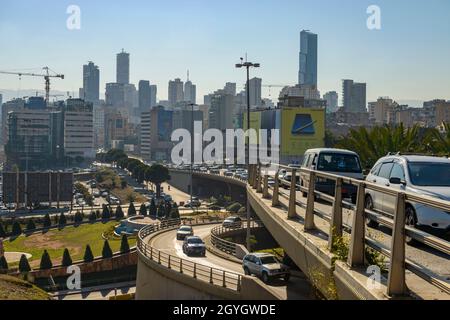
188, 238, 203, 244
408, 162, 450, 186
260, 256, 278, 264
317, 153, 362, 173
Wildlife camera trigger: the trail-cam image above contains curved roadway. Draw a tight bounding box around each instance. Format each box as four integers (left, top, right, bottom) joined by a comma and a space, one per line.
148, 224, 316, 300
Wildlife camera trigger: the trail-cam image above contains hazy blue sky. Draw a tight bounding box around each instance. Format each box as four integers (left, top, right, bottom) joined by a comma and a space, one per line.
1, 0, 449, 105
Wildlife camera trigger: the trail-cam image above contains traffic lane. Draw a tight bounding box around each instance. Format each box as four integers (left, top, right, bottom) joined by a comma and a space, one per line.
278, 188, 450, 278
148, 224, 315, 299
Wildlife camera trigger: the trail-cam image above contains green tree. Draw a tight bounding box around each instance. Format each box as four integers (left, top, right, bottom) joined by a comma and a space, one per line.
74, 211, 83, 224
43, 213, 51, 228
145, 164, 171, 198
157, 203, 166, 218
120, 179, 127, 189
102, 204, 111, 220
149, 199, 157, 217
120, 235, 130, 253
62, 248, 73, 266
139, 203, 147, 216
26, 219, 36, 231
425, 123, 450, 155
115, 205, 124, 220
0, 256, 8, 271
12, 221, 22, 236
170, 203, 180, 219
165, 202, 172, 219
89, 211, 97, 222
102, 240, 113, 258
84, 245, 94, 262
39, 250, 53, 270
19, 254, 31, 272
128, 202, 136, 217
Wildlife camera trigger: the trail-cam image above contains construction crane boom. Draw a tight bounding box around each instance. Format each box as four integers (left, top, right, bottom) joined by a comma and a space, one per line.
0, 66, 64, 103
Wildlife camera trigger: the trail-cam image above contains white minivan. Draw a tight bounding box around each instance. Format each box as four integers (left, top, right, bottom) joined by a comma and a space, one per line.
299, 148, 364, 203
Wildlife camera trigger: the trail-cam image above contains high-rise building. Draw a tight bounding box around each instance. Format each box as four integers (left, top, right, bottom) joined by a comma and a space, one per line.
140, 107, 151, 159
116, 49, 130, 84
323, 91, 338, 113
105, 83, 125, 107
139, 80, 151, 110
82, 61, 100, 103
184, 76, 196, 105
168, 78, 184, 107
149, 85, 157, 107
342, 80, 367, 113
63, 99, 94, 159
104, 109, 130, 150
209, 94, 234, 131
1, 98, 25, 146
247, 77, 262, 108
299, 30, 318, 86
224, 82, 237, 96
93, 104, 106, 148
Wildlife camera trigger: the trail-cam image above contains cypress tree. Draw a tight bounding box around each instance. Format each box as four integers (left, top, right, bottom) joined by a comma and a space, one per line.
0, 222, 7, 237
120, 235, 130, 253
149, 199, 157, 217
59, 213, 67, 226
115, 205, 124, 219
43, 213, 51, 228
74, 211, 83, 224
139, 203, 147, 216
26, 219, 36, 231
19, 254, 31, 273
102, 240, 113, 258
157, 204, 166, 218
89, 211, 97, 222
62, 248, 73, 266
84, 245, 94, 262
39, 250, 53, 270
0, 255, 8, 271
12, 221, 22, 236
128, 202, 136, 217
102, 204, 110, 220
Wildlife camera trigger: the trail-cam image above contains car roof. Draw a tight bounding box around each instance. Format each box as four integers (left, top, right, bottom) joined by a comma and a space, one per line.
186, 236, 202, 240
380, 155, 450, 164
305, 148, 358, 155
248, 253, 274, 258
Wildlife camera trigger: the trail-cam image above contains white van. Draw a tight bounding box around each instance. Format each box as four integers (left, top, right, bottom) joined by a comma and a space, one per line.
299, 148, 364, 203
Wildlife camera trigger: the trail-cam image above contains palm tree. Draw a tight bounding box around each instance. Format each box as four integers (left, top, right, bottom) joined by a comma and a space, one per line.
337, 124, 422, 169
425, 123, 450, 155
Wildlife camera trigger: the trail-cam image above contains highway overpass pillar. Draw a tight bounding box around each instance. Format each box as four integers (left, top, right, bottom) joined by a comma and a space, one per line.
328, 177, 343, 250
347, 183, 366, 267
304, 171, 316, 230
287, 169, 297, 219
272, 170, 280, 207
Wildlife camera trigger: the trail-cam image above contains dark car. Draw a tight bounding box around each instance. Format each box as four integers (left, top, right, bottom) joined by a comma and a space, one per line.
176, 225, 194, 240
182, 236, 206, 256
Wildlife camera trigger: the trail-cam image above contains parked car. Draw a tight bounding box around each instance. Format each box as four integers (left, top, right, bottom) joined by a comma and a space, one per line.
242, 253, 290, 283
299, 148, 364, 203
182, 236, 206, 256
222, 216, 242, 228
184, 197, 201, 208
176, 225, 194, 240
224, 171, 233, 177
365, 154, 450, 241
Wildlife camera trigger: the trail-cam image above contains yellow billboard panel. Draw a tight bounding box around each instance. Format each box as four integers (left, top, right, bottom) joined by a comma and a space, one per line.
281, 107, 325, 156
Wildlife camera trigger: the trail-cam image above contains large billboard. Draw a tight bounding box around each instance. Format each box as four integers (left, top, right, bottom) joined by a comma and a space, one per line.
2, 172, 73, 204
280, 107, 325, 157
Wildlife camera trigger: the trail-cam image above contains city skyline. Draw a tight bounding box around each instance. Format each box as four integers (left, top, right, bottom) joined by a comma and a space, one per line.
1, 0, 450, 104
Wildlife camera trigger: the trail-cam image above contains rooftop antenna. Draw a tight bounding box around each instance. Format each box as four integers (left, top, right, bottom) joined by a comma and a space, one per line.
187, 69, 190, 82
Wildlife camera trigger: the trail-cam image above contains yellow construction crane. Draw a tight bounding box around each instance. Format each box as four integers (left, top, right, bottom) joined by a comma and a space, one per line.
0, 66, 64, 103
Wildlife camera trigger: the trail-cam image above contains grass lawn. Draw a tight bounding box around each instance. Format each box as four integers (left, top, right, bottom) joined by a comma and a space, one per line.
3, 221, 136, 268
0, 275, 50, 300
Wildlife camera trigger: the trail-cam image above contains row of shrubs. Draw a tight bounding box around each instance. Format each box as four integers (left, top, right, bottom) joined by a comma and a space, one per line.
0, 200, 180, 238
0, 235, 131, 273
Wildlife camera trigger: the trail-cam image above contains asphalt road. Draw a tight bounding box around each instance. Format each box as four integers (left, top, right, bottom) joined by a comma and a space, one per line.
148, 224, 316, 300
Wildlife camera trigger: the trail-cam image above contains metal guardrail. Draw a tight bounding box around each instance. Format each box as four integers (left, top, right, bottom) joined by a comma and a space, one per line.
137, 218, 242, 292
210, 220, 263, 257
172, 164, 450, 297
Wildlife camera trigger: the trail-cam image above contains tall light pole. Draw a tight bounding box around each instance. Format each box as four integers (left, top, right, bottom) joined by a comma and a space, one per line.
188, 103, 198, 211
235, 58, 260, 251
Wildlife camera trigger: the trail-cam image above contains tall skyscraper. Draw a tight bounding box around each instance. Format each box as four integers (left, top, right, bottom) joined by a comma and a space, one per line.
298, 30, 318, 87
149, 85, 157, 107
184, 72, 196, 104
82, 61, 100, 103
224, 82, 236, 96
116, 49, 130, 84
209, 93, 234, 131
247, 77, 262, 108
323, 91, 338, 113
168, 78, 184, 107
342, 79, 367, 113
139, 80, 151, 110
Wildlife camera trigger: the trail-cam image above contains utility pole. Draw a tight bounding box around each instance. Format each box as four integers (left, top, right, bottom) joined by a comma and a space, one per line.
235, 57, 260, 251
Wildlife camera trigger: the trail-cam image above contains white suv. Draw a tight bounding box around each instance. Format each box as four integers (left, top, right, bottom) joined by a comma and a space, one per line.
365, 154, 450, 240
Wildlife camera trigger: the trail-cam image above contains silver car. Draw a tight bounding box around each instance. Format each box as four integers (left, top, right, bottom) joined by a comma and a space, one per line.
365, 154, 450, 241
242, 253, 290, 283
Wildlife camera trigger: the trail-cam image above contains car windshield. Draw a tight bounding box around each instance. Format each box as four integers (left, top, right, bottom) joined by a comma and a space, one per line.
260, 256, 278, 264
317, 153, 362, 173
408, 162, 450, 186
179, 226, 192, 231
188, 238, 203, 244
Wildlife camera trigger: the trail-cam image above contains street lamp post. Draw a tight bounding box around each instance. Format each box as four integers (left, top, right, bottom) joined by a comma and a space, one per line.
235, 58, 260, 251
